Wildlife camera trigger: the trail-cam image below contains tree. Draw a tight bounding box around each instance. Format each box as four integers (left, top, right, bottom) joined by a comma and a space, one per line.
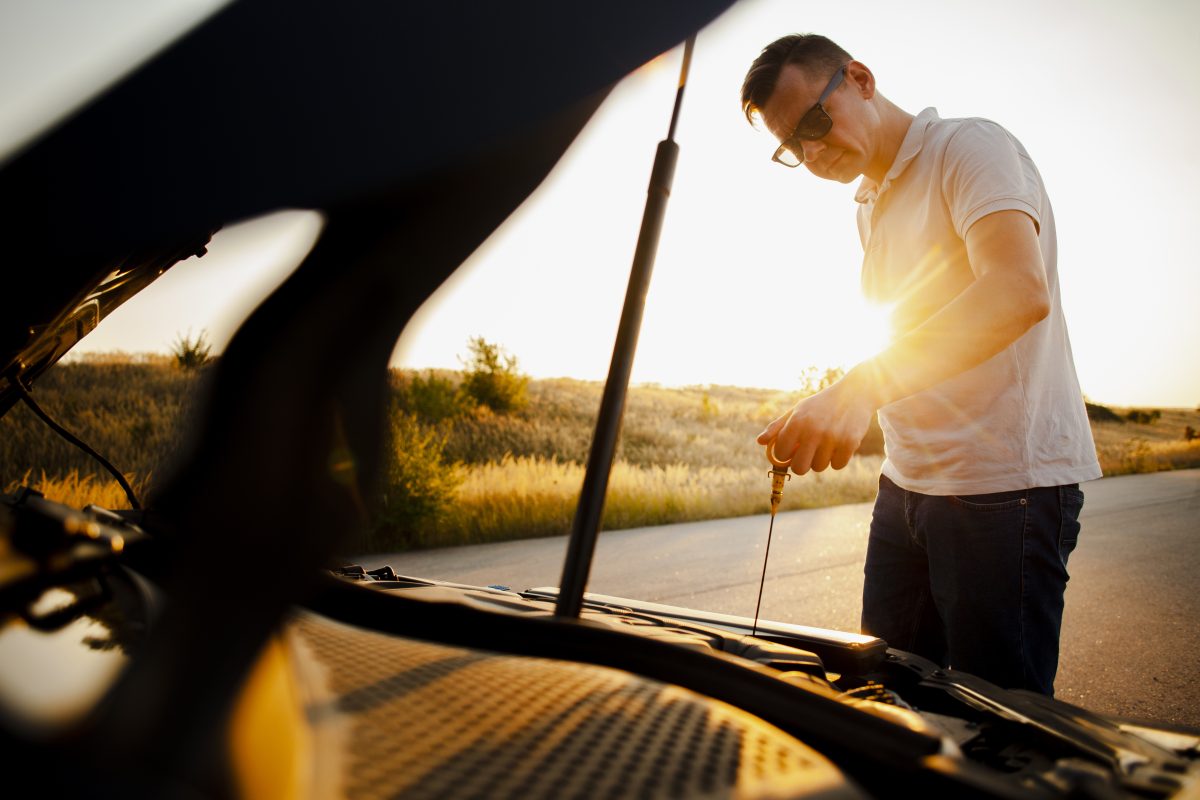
796, 365, 846, 396
460, 337, 529, 413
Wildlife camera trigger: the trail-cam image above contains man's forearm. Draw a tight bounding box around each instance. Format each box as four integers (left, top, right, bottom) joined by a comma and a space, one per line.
758, 210, 1050, 473
847, 266, 1050, 410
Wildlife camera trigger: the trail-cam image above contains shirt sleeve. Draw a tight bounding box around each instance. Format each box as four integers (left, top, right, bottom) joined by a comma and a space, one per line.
941, 119, 1043, 240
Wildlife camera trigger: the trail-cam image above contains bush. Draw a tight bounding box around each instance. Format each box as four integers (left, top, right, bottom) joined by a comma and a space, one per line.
371, 412, 463, 550
461, 337, 529, 414
171, 330, 212, 370
394, 370, 468, 423
1125, 408, 1161, 424
1086, 402, 1123, 424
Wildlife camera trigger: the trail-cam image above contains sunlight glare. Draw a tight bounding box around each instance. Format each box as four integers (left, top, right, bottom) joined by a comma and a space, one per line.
837, 296, 894, 368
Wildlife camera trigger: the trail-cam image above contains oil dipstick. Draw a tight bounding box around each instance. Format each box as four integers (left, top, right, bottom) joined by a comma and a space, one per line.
752, 465, 790, 637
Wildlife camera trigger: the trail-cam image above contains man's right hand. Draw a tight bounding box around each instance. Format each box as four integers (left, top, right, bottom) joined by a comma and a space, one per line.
756, 372, 877, 475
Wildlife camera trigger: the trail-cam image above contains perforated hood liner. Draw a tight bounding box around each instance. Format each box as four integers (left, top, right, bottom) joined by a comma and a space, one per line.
289, 612, 862, 799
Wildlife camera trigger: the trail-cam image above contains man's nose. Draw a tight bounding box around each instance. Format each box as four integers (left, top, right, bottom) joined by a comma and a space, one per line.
800, 138, 825, 162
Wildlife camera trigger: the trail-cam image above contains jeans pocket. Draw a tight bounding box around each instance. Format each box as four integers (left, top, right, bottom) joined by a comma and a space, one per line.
1057, 484, 1084, 564
947, 489, 1028, 513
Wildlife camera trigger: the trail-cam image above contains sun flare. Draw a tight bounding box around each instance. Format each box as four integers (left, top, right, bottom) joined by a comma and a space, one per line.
838, 296, 895, 367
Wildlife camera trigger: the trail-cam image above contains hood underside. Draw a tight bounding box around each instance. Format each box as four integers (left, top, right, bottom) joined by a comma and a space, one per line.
0, 0, 732, 409
0, 0, 736, 788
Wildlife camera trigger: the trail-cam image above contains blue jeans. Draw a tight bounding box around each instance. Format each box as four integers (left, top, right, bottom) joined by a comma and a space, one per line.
861, 475, 1084, 695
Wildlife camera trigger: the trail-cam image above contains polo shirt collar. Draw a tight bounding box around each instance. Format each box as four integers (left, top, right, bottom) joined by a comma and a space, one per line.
855, 107, 939, 204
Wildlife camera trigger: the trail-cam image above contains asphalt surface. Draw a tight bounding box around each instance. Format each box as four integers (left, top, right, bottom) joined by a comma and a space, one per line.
361, 469, 1200, 728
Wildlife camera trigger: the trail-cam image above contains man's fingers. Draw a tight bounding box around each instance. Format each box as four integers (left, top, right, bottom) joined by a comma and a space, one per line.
830, 442, 855, 471
768, 410, 809, 468
811, 440, 835, 473
756, 387, 872, 473
788, 434, 820, 476
765, 439, 793, 467
756, 413, 788, 445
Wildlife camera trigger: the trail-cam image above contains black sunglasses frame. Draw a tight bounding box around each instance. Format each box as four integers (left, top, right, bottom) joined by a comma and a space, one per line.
772, 66, 847, 167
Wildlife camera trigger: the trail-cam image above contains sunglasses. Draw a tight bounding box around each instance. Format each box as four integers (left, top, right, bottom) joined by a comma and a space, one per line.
772, 66, 847, 167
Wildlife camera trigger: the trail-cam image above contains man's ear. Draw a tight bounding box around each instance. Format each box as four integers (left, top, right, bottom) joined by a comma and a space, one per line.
845, 60, 876, 100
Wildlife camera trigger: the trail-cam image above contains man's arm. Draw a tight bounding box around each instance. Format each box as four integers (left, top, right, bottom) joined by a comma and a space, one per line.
757, 209, 1050, 474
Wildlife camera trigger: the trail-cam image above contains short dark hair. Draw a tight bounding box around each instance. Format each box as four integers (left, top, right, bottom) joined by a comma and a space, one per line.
741, 34, 853, 125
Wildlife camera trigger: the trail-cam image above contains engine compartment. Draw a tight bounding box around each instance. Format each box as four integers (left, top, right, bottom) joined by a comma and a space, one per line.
2, 490, 1198, 799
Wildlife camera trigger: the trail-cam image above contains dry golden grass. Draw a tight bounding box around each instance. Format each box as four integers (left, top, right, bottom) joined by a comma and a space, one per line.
423, 454, 884, 549
6, 361, 1199, 551
0, 361, 204, 488
3, 470, 147, 510
1090, 406, 1200, 475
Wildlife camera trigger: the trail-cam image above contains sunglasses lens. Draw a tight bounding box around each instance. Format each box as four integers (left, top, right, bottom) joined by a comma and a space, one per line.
796, 106, 832, 140
773, 145, 803, 167
771, 101, 834, 167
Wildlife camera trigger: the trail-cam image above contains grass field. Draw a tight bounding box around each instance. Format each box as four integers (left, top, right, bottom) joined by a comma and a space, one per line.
4, 361, 1198, 551
1090, 406, 1200, 475
380, 453, 885, 551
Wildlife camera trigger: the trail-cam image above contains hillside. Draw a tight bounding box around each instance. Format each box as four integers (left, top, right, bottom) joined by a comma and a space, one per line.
3, 362, 1197, 550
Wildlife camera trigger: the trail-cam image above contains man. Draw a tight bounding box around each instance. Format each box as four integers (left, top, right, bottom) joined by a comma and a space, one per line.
741, 34, 1100, 695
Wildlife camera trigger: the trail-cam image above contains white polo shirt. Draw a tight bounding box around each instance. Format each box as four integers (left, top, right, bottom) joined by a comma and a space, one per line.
855, 107, 1101, 495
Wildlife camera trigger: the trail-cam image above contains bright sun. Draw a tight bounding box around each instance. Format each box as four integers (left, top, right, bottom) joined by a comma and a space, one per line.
838, 296, 895, 367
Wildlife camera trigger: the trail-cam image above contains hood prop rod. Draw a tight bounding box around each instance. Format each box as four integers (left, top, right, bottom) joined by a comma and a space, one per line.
556, 37, 695, 618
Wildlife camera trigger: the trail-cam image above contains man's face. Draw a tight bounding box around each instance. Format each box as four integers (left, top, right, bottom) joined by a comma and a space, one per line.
761, 63, 873, 184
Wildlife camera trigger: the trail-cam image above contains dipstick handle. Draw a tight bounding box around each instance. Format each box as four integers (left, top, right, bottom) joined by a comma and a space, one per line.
769, 465, 790, 516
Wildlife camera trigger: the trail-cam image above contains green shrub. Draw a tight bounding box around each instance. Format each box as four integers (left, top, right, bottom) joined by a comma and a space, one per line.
461, 337, 529, 413
394, 369, 468, 423
371, 412, 463, 551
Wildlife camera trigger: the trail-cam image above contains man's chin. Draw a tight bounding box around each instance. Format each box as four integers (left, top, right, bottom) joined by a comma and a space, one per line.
807, 167, 858, 185
809, 154, 859, 183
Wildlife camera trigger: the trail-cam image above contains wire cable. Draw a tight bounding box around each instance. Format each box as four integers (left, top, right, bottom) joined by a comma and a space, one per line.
8, 376, 141, 509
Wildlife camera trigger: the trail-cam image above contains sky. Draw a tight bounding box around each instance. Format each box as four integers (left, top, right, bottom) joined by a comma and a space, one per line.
5, 0, 1199, 408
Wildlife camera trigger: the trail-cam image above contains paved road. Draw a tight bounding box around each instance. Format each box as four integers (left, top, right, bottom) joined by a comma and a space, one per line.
361, 469, 1200, 728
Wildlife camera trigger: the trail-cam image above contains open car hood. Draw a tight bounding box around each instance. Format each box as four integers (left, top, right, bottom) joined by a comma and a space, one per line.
0, 0, 731, 781
4, 2, 1199, 798
0, 0, 730, 412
